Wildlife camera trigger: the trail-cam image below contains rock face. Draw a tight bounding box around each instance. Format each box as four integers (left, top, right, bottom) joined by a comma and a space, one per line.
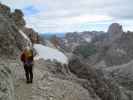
59, 31, 104, 52
0, 3, 28, 100
107, 23, 123, 35
92, 31, 133, 66
73, 23, 133, 67
60, 23, 123, 53
68, 56, 133, 100
0, 58, 18, 100
106, 23, 123, 43
67, 24, 133, 100
0, 4, 27, 58
104, 32, 133, 66
105, 60, 133, 92
0, 3, 46, 100
11, 9, 26, 28
0, 3, 43, 58
0, 3, 10, 16
22, 27, 45, 44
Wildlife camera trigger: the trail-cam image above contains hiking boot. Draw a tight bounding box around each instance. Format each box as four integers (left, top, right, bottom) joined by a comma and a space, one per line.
26, 80, 30, 84
29, 80, 33, 84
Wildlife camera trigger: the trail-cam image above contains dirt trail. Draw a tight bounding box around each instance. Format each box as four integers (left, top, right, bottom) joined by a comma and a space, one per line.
15, 79, 33, 100
14, 60, 48, 100
14, 60, 92, 100
14, 61, 39, 100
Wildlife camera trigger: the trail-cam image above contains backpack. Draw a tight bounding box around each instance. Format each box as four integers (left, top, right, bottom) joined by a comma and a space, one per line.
25, 49, 33, 58
24, 49, 33, 65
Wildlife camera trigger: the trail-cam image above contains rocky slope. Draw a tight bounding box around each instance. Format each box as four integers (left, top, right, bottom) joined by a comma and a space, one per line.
59, 23, 123, 53
68, 56, 133, 100
22, 27, 45, 44
0, 3, 42, 100
15, 59, 99, 100
58, 23, 133, 100
91, 24, 133, 66
0, 7, 27, 57
1, 2, 133, 100
71, 23, 133, 67
59, 31, 105, 52
0, 58, 15, 100
0, 3, 28, 100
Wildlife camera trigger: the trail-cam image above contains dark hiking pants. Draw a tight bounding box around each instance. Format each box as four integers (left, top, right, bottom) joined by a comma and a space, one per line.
24, 64, 33, 82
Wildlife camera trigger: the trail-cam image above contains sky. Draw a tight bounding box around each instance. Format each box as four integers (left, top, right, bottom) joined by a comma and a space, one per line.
1, 0, 133, 33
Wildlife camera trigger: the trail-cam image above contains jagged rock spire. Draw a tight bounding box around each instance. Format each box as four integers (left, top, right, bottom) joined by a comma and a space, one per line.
107, 23, 123, 35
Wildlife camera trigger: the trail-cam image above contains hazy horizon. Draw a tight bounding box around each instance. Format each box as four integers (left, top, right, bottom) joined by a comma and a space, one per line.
1, 0, 133, 33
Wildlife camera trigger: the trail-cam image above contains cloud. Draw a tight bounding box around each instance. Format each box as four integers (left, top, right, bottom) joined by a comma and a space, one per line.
1, 0, 133, 33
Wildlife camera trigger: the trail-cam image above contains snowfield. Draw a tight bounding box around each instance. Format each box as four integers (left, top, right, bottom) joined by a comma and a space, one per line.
34, 44, 68, 64
19, 30, 68, 64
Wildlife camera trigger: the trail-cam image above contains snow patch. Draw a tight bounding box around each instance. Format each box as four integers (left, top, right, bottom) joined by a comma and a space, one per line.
19, 30, 32, 46
19, 30, 30, 41
34, 44, 68, 64
84, 37, 91, 43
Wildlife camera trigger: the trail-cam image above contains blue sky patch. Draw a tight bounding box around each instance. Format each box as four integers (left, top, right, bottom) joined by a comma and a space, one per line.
23, 5, 39, 16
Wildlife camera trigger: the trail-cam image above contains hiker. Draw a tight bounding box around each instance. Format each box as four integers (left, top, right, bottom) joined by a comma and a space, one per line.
20, 46, 34, 84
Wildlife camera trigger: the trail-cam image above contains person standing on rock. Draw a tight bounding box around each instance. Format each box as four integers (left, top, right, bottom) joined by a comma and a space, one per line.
20, 46, 34, 84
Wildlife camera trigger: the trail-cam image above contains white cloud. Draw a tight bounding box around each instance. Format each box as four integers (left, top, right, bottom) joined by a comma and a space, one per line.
1, 0, 133, 33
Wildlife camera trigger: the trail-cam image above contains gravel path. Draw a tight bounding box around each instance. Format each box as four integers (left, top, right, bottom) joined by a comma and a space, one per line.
14, 60, 41, 100
14, 60, 93, 100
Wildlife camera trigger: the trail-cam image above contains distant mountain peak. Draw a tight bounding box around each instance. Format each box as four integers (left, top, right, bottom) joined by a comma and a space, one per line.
107, 23, 123, 34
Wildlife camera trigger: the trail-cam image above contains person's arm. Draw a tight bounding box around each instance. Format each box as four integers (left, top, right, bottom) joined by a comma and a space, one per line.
20, 52, 25, 63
